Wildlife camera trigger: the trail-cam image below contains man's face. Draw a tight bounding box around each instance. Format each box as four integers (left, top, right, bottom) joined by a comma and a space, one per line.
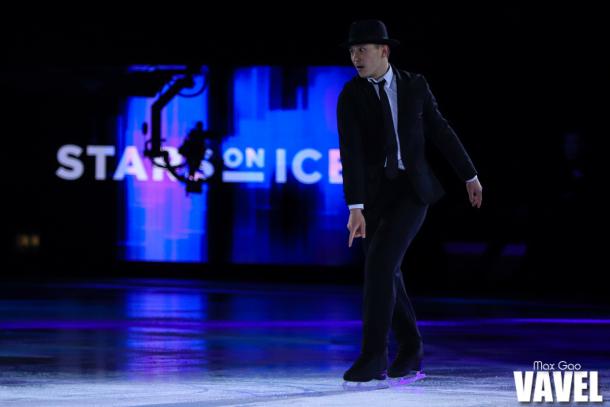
349, 43, 388, 78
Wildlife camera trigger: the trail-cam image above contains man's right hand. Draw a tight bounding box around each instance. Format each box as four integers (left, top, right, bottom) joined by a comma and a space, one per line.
347, 209, 366, 247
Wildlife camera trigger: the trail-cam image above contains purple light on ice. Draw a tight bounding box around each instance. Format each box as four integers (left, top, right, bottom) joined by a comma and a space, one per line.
3, 318, 610, 330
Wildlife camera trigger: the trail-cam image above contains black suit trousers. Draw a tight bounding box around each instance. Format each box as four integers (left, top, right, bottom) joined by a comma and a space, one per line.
361, 170, 428, 354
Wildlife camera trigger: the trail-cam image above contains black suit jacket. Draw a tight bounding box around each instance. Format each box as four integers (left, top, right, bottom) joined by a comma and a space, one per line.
337, 66, 477, 206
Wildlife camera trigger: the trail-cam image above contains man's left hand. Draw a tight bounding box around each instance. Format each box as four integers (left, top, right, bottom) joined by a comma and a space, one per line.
466, 178, 483, 208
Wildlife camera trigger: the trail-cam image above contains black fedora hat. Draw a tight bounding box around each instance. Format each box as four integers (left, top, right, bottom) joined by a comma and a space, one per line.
341, 20, 400, 48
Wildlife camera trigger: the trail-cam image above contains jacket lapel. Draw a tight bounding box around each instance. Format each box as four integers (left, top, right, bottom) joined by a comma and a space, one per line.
393, 66, 414, 155
358, 77, 381, 115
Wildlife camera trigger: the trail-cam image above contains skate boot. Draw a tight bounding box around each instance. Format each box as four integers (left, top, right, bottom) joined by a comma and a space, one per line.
343, 350, 388, 382
388, 340, 423, 378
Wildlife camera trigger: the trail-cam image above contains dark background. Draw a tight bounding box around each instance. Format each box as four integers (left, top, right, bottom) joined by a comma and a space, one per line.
1, 6, 606, 301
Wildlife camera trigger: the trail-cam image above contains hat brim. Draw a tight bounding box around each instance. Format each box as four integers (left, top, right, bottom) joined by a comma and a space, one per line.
340, 38, 400, 48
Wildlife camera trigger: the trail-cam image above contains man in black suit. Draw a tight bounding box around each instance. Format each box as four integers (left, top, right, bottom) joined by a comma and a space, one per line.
337, 20, 483, 382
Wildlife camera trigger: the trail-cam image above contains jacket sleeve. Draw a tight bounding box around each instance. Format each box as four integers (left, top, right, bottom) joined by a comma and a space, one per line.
421, 75, 478, 181
337, 86, 366, 205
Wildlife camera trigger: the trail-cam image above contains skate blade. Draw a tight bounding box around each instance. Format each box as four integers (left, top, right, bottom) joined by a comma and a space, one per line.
342, 379, 390, 391
388, 371, 426, 386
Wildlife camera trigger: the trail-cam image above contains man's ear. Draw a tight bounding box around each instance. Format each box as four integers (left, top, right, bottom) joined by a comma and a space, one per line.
383, 45, 390, 58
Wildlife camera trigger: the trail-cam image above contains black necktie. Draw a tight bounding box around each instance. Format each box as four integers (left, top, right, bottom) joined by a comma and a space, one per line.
376, 79, 399, 179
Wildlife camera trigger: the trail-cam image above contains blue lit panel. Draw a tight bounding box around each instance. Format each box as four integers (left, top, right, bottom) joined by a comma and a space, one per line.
225, 67, 355, 264
117, 67, 358, 265
117, 75, 209, 262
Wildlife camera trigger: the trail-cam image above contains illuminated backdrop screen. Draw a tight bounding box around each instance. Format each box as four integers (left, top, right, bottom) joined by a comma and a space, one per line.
114, 66, 356, 265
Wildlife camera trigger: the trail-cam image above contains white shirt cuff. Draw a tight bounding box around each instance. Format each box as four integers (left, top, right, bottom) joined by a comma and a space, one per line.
466, 175, 478, 183
348, 204, 364, 210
